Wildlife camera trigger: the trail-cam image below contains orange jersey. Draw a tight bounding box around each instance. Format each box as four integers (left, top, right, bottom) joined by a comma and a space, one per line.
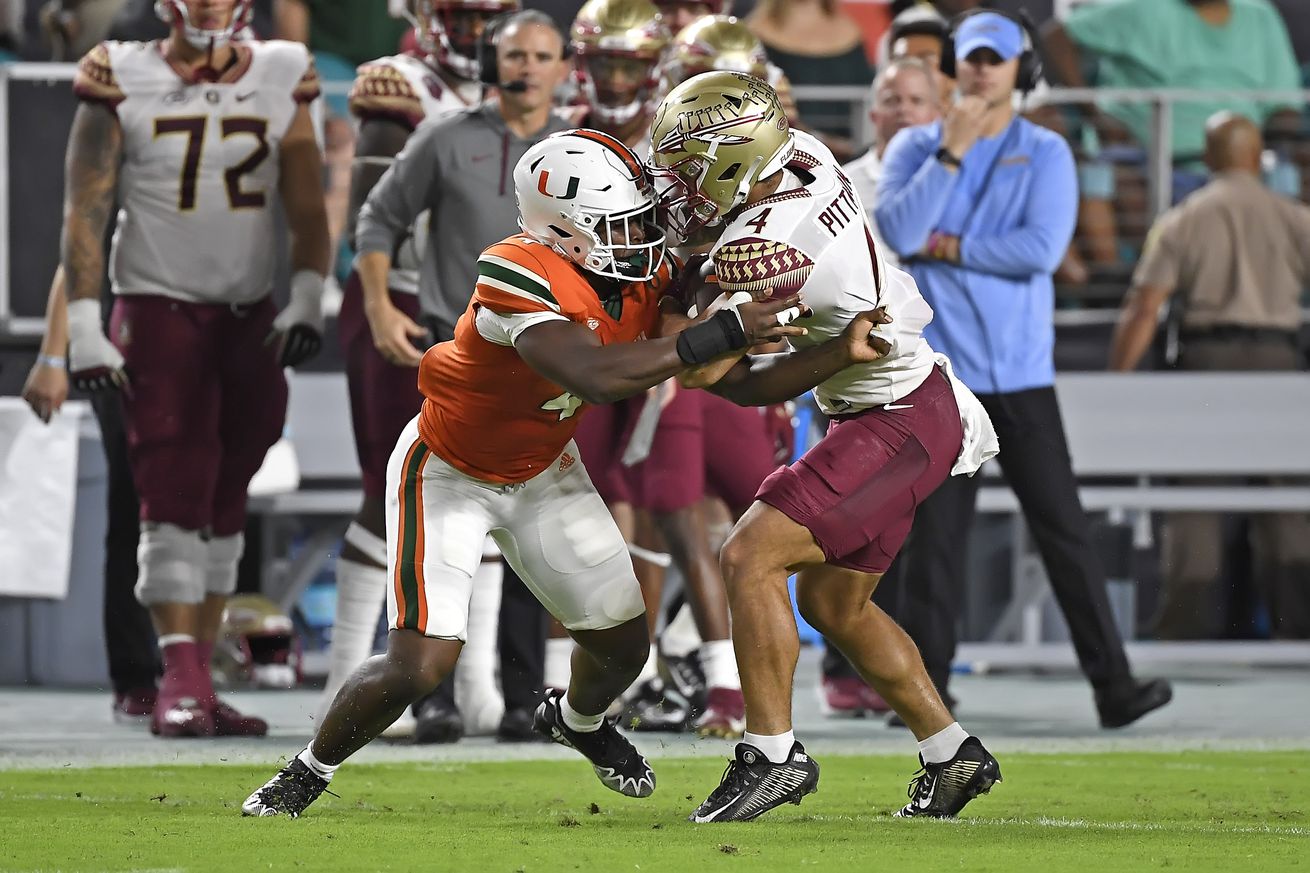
418, 235, 673, 485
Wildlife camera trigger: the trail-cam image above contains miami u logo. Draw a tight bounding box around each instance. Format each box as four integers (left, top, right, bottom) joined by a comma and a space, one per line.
537, 170, 579, 200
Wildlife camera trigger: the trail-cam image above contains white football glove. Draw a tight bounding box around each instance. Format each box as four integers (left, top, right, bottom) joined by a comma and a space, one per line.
269, 270, 326, 367
694, 291, 803, 327
67, 297, 127, 392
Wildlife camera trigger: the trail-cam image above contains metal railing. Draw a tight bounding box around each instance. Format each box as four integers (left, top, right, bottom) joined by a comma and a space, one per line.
2, 61, 1307, 334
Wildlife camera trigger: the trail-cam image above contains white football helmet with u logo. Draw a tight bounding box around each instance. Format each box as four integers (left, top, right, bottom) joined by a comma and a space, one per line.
515, 129, 667, 282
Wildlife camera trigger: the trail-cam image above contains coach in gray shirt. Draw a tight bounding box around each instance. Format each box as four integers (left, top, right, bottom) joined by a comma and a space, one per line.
355, 10, 573, 366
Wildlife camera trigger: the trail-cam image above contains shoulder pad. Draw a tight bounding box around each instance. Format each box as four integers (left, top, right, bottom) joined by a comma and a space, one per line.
350, 59, 424, 129
73, 42, 125, 107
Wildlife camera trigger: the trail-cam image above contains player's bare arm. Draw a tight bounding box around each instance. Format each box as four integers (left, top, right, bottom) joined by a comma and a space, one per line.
61, 102, 120, 304
346, 118, 411, 244
697, 308, 894, 406
61, 101, 127, 390
270, 103, 332, 367
21, 267, 71, 423
514, 294, 809, 406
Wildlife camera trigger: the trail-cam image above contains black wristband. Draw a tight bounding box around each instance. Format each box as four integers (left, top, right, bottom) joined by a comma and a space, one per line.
935, 147, 962, 168
676, 309, 748, 365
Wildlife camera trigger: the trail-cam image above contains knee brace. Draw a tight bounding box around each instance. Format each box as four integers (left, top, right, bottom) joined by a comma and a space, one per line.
343, 521, 388, 567
135, 523, 207, 606
205, 532, 245, 596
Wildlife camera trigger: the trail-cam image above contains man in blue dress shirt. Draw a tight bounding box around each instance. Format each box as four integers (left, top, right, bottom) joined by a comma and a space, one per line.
875, 10, 1172, 729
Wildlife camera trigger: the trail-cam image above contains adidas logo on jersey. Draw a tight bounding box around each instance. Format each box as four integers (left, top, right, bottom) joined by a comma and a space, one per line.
558, 452, 575, 472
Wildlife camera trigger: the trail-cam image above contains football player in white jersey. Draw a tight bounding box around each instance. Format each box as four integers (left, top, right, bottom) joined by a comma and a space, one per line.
647, 71, 1002, 821
62, 0, 330, 738
324, 0, 520, 744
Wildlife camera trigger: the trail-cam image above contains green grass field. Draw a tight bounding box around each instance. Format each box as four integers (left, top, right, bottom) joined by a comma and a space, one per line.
2, 751, 1306, 872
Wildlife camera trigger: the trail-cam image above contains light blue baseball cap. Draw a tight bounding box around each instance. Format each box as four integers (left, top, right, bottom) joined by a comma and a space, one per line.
954, 12, 1024, 61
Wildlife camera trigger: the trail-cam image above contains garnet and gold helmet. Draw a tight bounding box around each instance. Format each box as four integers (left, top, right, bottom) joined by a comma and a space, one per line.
393, 0, 521, 80
653, 0, 729, 33
647, 70, 793, 243
571, 0, 672, 127
210, 595, 301, 690
663, 15, 768, 89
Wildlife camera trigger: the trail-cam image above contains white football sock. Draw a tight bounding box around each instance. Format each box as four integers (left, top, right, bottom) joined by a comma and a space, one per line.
298, 745, 339, 782
659, 602, 702, 658
637, 647, 660, 684
917, 722, 969, 765
742, 730, 796, 764
700, 638, 740, 690
317, 558, 386, 723
560, 694, 604, 733
455, 558, 505, 735
544, 637, 574, 691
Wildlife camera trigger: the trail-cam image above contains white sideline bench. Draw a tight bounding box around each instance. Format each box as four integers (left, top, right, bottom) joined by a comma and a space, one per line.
256, 372, 1310, 640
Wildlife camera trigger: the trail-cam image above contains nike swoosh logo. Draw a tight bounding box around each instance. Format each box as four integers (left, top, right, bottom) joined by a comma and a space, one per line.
917, 772, 939, 809
696, 792, 743, 822
235, 92, 256, 101
884, 403, 914, 411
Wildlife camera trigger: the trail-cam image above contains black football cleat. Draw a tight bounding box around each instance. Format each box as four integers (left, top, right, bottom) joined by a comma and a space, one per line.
533, 689, 655, 798
241, 758, 330, 818
497, 707, 551, 743
413, 696, 464, 745
689, 741, 820, 823
622, 679, 691, 732
661, 650, 707, 717
893, 736, 1001, 818
1096, 678, 1173, 729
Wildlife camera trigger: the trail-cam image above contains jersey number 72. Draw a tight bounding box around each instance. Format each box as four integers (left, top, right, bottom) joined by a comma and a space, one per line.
153, 115, 270, 212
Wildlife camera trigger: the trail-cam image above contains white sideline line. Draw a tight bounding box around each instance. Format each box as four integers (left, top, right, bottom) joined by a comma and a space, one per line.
966, 817, 1310, 838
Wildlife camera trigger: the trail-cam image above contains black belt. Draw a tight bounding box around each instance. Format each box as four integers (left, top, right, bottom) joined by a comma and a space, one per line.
1179, 326, 1300, 345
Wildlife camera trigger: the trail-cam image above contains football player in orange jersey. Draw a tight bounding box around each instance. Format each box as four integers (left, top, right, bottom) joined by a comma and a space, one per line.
325, 0, 521, 745
244, 128, 892, 817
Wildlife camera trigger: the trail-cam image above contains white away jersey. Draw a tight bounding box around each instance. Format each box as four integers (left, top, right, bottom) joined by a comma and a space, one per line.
348, 53, 481, 295
75, 40, 319, 304
710, 131, 938, 414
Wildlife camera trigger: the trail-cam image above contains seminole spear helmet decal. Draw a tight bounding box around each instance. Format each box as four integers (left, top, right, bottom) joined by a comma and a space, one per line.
645, 70, 792, 243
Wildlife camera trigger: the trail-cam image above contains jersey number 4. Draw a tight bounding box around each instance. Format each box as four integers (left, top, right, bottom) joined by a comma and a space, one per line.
153, 116, 270, 212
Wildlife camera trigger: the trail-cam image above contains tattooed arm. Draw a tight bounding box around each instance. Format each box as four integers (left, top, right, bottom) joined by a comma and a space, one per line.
60, 102, 121, 303
61, 101, 127, 390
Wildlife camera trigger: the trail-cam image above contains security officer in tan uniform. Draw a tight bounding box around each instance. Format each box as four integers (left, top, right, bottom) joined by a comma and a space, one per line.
1110, 111, 1310, 640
